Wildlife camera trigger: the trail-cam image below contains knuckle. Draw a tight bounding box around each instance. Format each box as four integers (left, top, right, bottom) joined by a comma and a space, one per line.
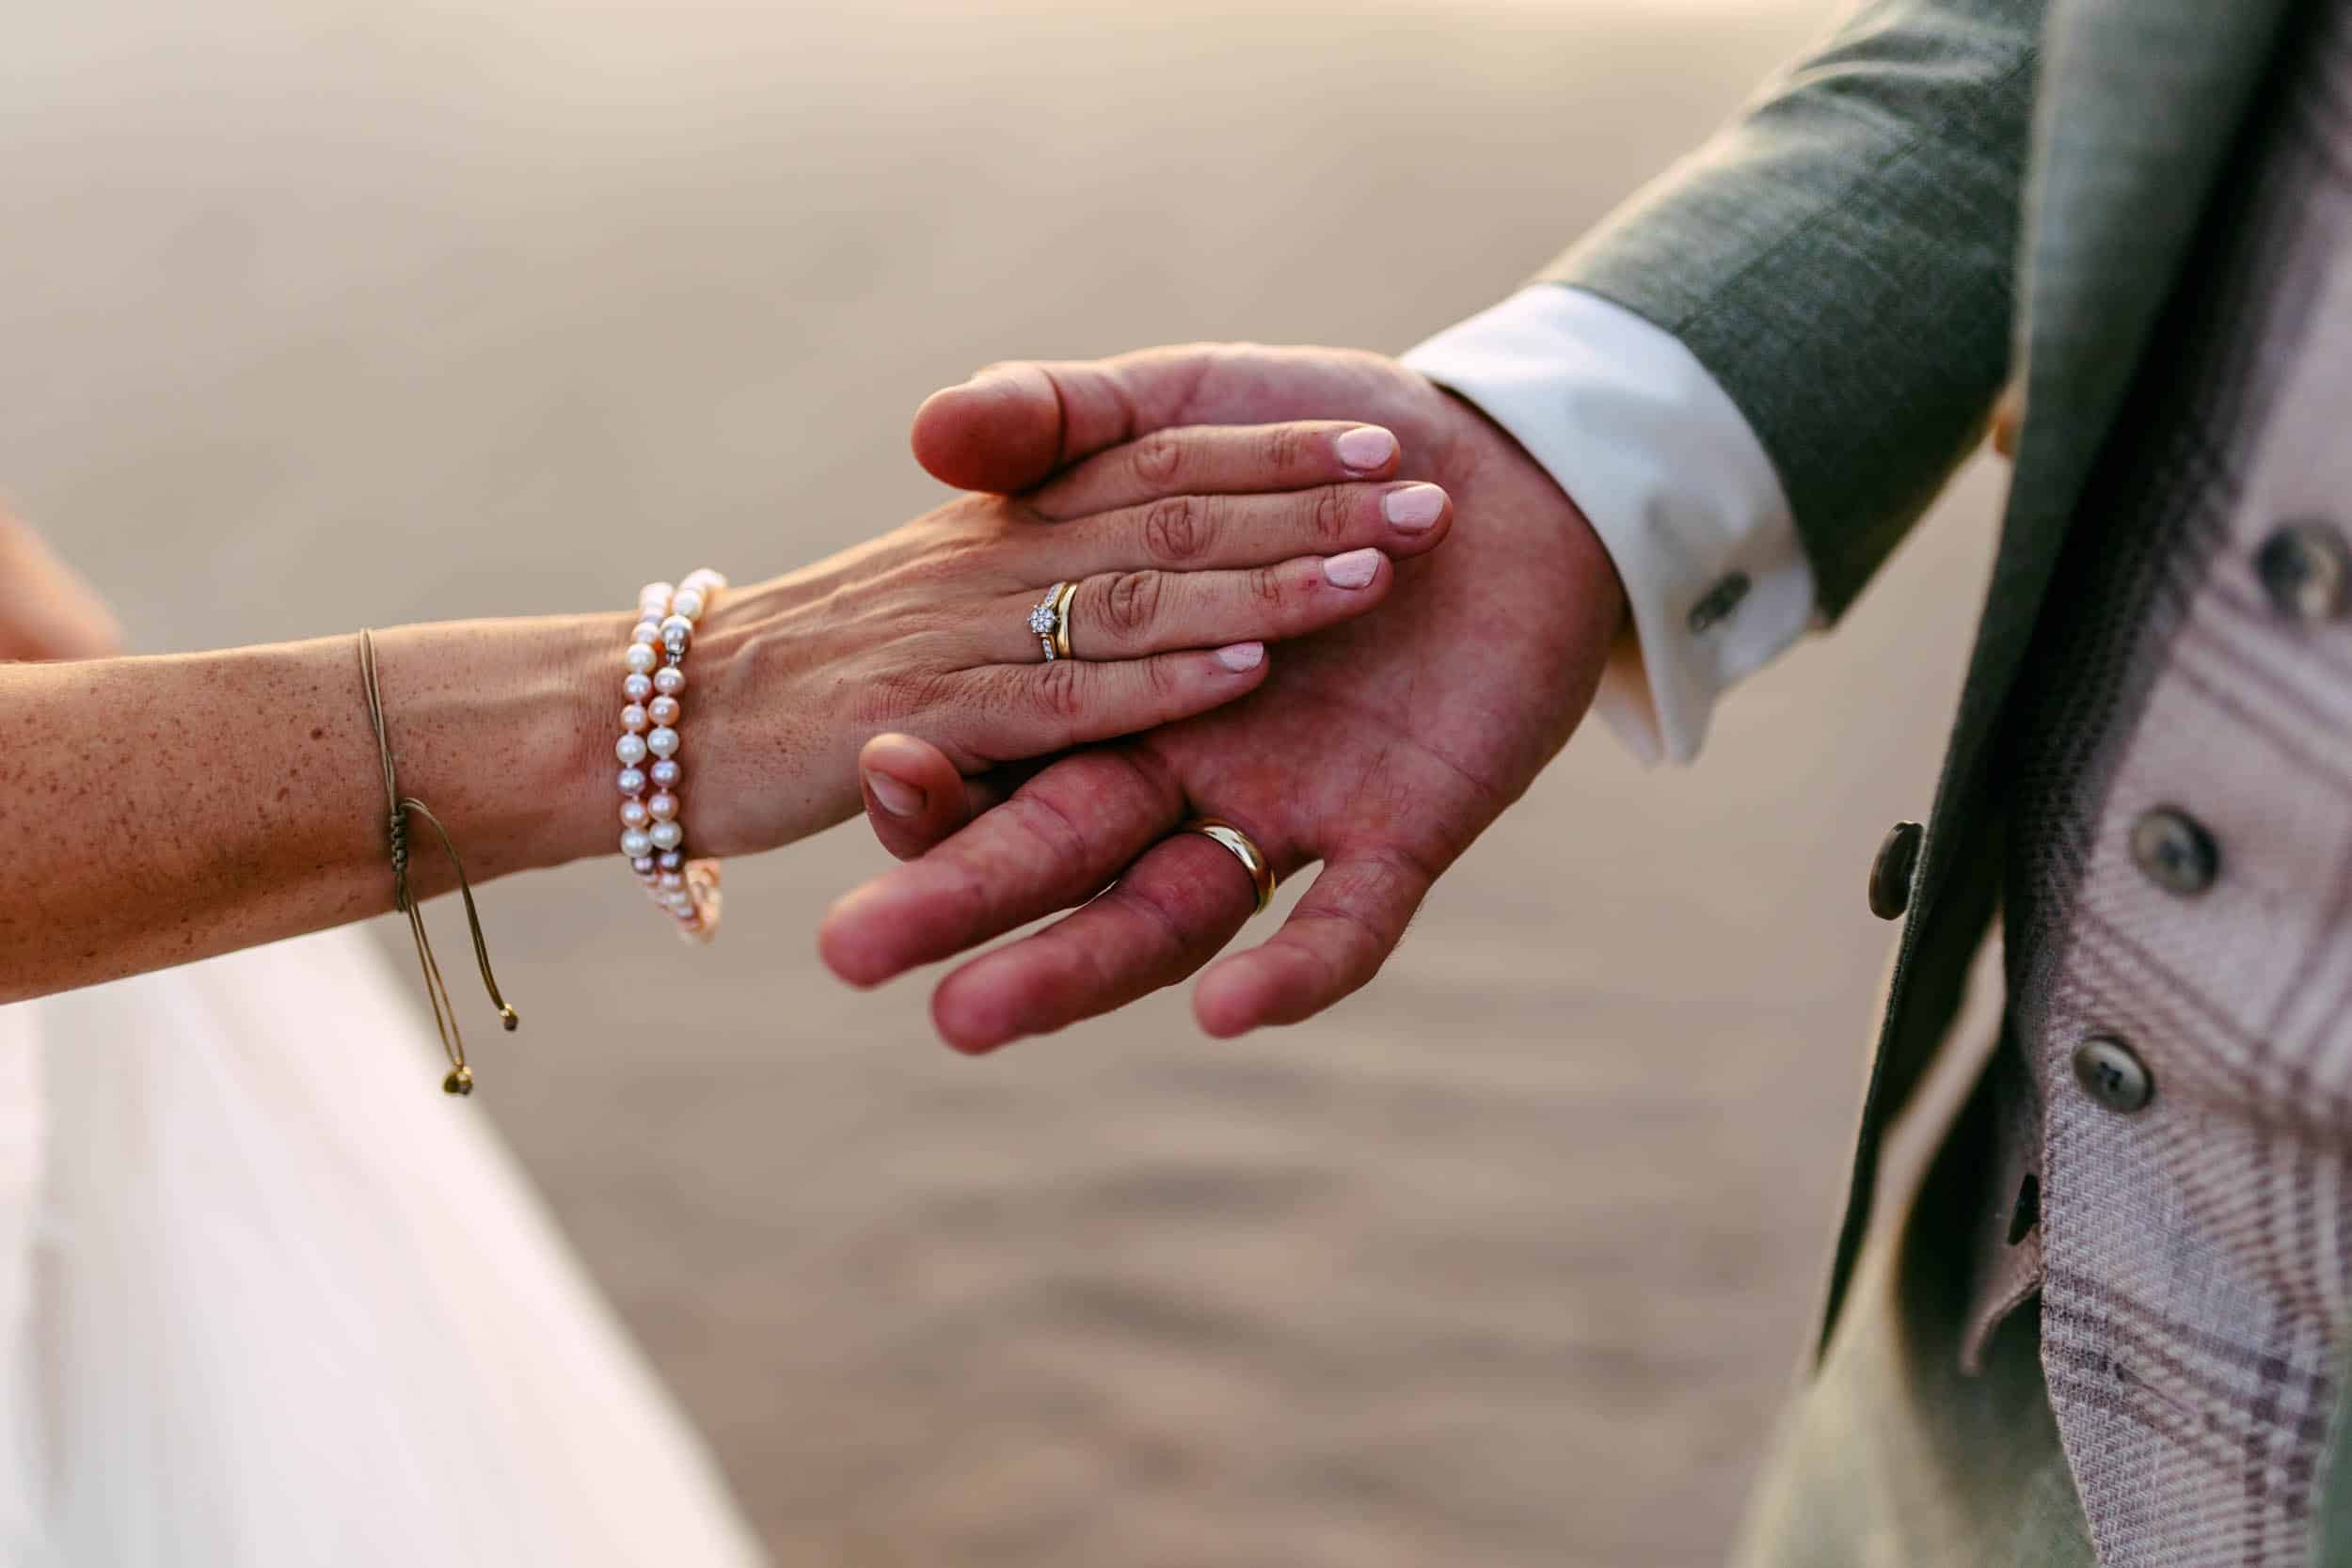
1260, 423, 1304, 473
1031, 658, 1089, 725
1102, 569, 1166, 639
1129, 432, 1185, 487
1247, 563, 1288, 612
1141, 653, 1184, 719
1309, 483, 1352, 546
1142, 496, 1208, 563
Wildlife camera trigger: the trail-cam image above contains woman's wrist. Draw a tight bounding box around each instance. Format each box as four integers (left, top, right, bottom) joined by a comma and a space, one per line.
366, 611, 632, 882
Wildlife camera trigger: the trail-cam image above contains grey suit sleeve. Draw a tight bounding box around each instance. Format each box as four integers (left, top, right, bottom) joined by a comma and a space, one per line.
1548, 0, 2042, 620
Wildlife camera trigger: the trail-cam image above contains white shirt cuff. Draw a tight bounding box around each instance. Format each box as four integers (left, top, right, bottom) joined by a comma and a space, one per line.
1402, 286, 1815, 765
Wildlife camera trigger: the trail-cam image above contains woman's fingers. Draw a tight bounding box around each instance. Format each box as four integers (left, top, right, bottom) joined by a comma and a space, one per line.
818, 748, 1183, 987
946, 642, 1271, 761
1024, 421, 1400, 520
928, 830, 1262, 1052
988, 548, 1393, 665
1030, 479, 1451, 580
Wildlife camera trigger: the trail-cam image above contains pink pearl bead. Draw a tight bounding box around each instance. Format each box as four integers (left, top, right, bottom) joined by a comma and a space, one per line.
638, 582, 674, 610
658, 871, 685, 892
652, 666, 685, 697
617, 767, 646, 794
620, 704, 648, 733
630, 621, 662, 647
647, 791, 678, 821
649, 759, 680, 788
631, 855, 656, 876
620, 799, 650, 829
647, 695, 680, 726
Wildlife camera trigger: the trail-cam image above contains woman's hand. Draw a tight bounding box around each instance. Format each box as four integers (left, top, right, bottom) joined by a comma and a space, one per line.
684, 420, 1454, 856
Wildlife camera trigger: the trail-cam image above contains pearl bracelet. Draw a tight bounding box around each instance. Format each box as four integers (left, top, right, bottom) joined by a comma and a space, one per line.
615, 569, 724, 941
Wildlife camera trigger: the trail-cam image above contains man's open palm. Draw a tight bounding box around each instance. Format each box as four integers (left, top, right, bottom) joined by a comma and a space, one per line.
819, 344, 1627, 1049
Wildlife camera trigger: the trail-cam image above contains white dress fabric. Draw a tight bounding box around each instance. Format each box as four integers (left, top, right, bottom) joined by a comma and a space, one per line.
0, 926, 766, 1567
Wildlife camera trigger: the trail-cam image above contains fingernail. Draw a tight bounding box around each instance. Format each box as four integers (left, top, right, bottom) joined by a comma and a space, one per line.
865, 769, 922, 817
1382, 483, 1447, 531
1322, 547, 1384, 589
1216, 641, 1265, 672
1335, 426, 1397, 471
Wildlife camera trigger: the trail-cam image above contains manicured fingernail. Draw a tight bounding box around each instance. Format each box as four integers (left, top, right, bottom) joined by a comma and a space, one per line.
864, 769, 922, 817
1335, 426, 1397, 471
1322, 547, 1383, 589
1216, 641, 1265, 672
1382, 483, 1447, 531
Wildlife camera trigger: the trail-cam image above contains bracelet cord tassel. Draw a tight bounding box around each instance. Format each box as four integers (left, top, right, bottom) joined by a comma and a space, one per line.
358, 628, 520, 1096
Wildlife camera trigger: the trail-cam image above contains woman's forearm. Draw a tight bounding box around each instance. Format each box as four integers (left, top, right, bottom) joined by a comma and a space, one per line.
0, 615, 621, 1000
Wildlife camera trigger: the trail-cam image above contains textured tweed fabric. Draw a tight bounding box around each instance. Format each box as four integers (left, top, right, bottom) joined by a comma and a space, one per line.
1996, 3, 2352, 1560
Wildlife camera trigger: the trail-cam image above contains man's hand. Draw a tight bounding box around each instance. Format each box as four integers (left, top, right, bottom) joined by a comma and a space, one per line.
818, 344, 1628, 1049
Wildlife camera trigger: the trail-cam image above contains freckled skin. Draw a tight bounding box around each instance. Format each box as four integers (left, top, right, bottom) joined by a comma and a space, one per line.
0, 418, 1449, 1002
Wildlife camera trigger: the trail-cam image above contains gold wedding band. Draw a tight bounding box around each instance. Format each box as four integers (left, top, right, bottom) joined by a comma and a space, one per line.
1050, 579, 1078, 661
1184, 816, 1276, 913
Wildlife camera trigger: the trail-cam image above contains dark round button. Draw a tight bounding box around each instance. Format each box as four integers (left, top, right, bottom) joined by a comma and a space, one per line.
2130, 806, 2218, 896
1868, 820, 1924, 920
2072, 1036, 2153, 1115
2255, 520, 2352, 622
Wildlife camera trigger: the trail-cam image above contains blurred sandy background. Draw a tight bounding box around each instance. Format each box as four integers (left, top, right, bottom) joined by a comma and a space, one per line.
0, 1, 2010, 1562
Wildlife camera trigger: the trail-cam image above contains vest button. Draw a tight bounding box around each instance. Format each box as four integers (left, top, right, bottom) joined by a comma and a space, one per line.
2255, 520, 2352, 622
2072, 1036, 2154, 1115
1867, 820, 1924, 920
2129, 806, 2218, 896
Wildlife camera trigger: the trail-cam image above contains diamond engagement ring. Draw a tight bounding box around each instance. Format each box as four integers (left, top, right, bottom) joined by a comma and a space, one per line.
1029, 580, 1078, 661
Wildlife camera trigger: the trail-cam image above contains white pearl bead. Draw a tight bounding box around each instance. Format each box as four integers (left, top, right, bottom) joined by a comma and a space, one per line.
620, 703, 648, 733
659, 613, 693, 642
619, 828, 654, 859
647, 695, 680, 726
624, 642, 658, 674
672, 588, 705, 620
617, 767, 646, 794
620, 799, 650, 829
648, 820, 684, 851
652, 666, 685, 697
622, 672, 653, 703
689, 568, 728, 592
646, 726, 679, 758
647, 791, 678, 821
615, 733, 648, 766
638, 582, 674, 610
649, 759, 680, 787
630, 620, 662, 647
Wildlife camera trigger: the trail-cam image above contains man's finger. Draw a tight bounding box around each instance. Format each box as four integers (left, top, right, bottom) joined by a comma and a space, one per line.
818, 749, 1181, 987
910, 348, 1223, 494
857, 733, 1008, 862
928, 830, 1263, 1053
1190, 849, 1438, 1037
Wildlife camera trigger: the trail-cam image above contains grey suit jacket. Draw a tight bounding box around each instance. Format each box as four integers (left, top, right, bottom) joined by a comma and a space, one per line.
1549, 0, 2298, 1359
